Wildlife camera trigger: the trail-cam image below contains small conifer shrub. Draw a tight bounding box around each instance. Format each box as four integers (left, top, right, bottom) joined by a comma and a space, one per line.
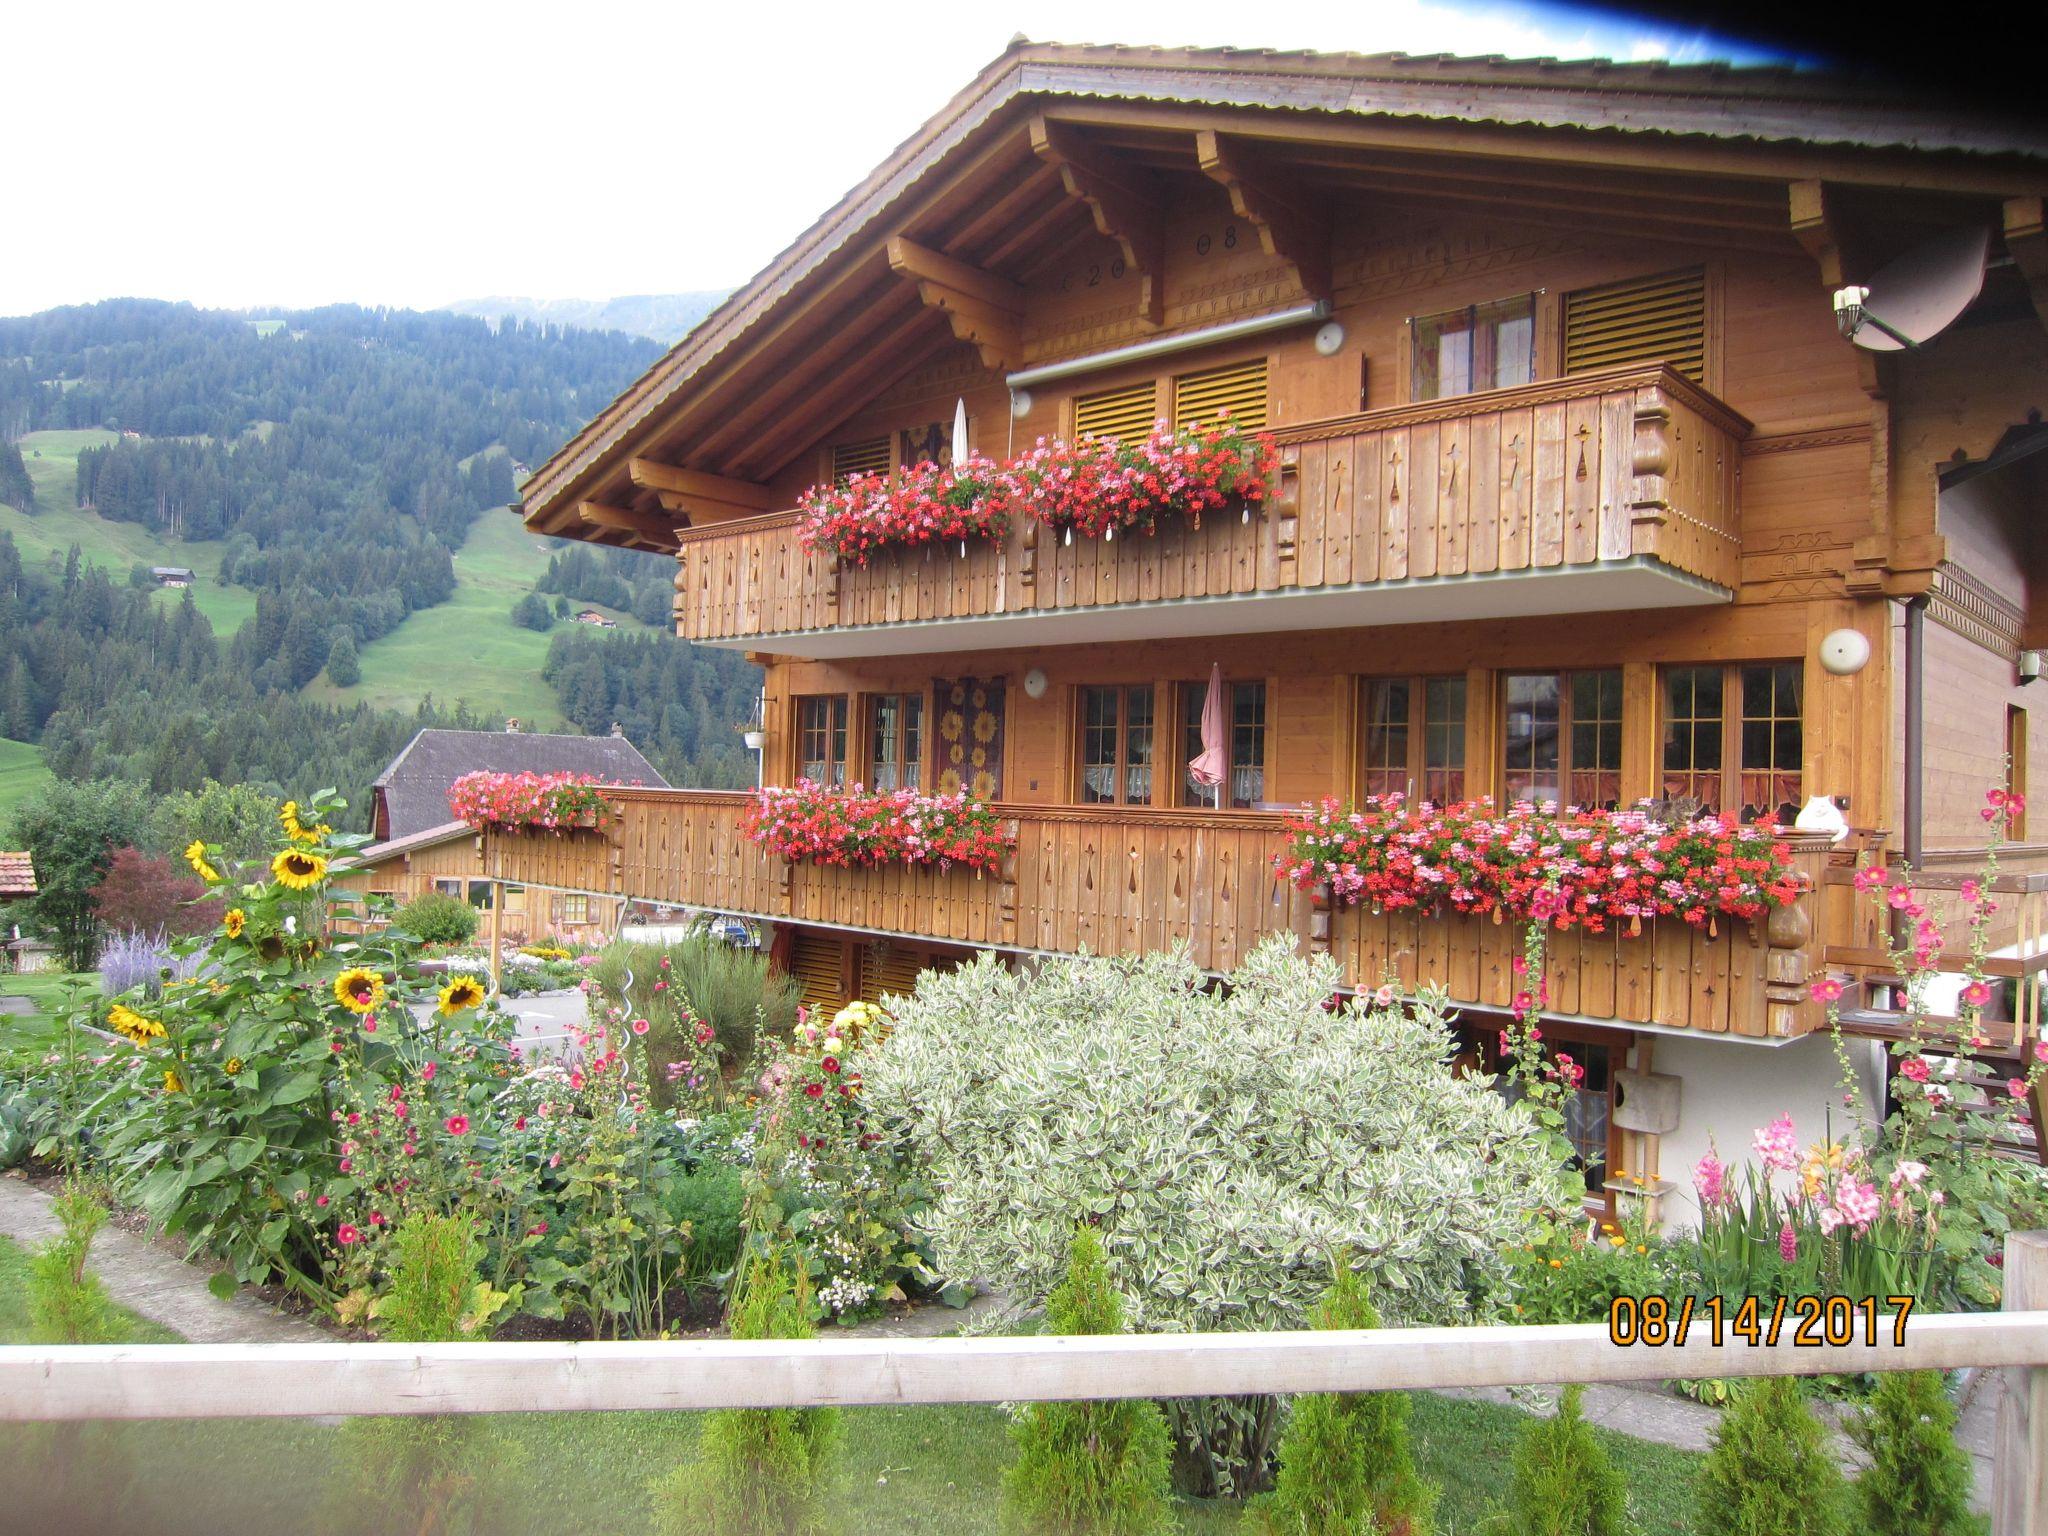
27, 1178, 122, 1344
1498, 1385, 1631, 1536
1003, 1226, 1175, 1536
656, 1245, 841, 1536
1247, 1265, 1435, 1535
1846, 1371, 1983, 1536
1697, 1377, 1847, 1536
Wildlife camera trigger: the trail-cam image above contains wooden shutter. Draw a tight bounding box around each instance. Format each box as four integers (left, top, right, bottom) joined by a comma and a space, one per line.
830, 435, 891, 482
1174, 358, 1269, 431
1563, 268, 1707, 383
1072, 381, 1158, 442
859, 944, 923, 1005
788, 930, 848, 1013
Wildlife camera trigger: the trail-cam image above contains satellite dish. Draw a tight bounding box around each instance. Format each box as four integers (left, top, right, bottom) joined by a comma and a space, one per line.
1842, 224, 1989, 352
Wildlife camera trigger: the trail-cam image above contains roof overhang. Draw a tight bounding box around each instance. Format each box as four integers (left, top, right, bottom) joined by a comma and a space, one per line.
697, 556, 1729, 659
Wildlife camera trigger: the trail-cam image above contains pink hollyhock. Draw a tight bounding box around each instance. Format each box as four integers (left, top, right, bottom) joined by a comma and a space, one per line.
2012, 1078, 2030, 1100
1961, 979, 1993, 1009
822, 1056, 840, 1074
336, 1223, 361, 1246
1899, 1055, 1930, 1083
420, 1061, 437, 1082
1852, 864, 1889, 892
632, 1018, 650, 1036
804, 1082, 824, 1099
445, 1114, 469, 1135
1809, 976, 1844, 1003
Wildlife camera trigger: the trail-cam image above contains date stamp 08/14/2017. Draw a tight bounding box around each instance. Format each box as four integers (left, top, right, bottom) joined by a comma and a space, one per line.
1607, 1295, 1916, 1349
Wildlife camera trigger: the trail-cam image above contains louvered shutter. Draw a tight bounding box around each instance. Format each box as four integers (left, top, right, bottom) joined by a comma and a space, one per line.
858, 944, 928, 1006
1072, 381, 1159, 442
1173, 358, 1269, 431
788, 930, 848, 1013
830, 435, 892, 482
1563, 268, 1707, 383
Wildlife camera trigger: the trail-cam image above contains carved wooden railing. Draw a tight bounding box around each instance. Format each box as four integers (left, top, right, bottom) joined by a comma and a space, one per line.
671, 362, 1747, 644
481, 790, 1827, 1039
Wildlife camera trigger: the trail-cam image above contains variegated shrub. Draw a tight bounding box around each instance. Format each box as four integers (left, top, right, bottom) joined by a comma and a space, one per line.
864, 934, 1571, 1334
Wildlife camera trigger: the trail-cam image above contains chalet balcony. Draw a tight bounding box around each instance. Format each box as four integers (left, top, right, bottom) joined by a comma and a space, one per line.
673, 363, 1746, 657
478, 787, 1836, 1041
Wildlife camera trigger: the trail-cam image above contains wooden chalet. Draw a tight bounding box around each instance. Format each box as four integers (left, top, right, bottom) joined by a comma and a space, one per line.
484, 43, 2048, 1212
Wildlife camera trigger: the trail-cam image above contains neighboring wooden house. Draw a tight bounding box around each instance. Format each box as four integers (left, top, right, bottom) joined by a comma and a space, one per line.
330, 820, 627, 945
2, 854, 41, 974
487, 43, 2048, 1212
574, 608, 618, 628
0, 852, 34, 903
368, 728, 666, 842
150, 566, 195, 589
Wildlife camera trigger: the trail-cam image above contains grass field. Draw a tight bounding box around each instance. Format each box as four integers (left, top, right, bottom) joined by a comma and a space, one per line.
302, 508, 649, 729
1, 429, 258, 635
0, 736, 52, 832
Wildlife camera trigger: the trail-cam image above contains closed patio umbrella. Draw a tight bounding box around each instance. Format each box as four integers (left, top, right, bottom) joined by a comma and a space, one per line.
1188, 662, 1227, 809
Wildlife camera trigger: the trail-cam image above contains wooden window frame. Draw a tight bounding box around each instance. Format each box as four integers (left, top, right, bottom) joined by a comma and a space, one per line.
795, 694, 850, 787
1172, 677, 1269, 809
1501, 669, 1624, 810
1469, 1019, 1626, 1218
1073, 683, 1158, 807
2010, 705, 2030, 841
863, 690, 927, 793
1656, 662, 1805, 823
1408, 292, 1538, 404
1357, 675, 1468, 804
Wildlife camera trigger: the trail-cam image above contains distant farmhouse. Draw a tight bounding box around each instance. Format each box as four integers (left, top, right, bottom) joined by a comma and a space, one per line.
1, 853, 45, 973
574, 608, 618, 629
150, 566, 195, 589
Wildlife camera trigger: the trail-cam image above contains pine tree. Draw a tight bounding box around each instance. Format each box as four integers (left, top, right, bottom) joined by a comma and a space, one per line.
1846, 1372, 1981, 1536
1698, 1377, 1847, 1536
1247, 1266, 1434, 1535
1003, 1226, 1175, 1536
1500, 1385, 1630, 1536
655, 1244, 840, 1536
326, 631, 361, 687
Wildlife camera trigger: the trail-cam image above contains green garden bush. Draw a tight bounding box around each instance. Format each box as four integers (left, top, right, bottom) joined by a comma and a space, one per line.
1698, 1377, 1847, 1536
395, 889, 480, 945
27, 1178, 122, 1344
1003, 1226, 1174, 1536
655, 1245, 841, 1536
1846, 1371, 1983, 1536
1246, 1266, 1434, 1536
1498, 1385, 1630, 1536
866, 937, 1569, 1493
662, 1161, 747, 1283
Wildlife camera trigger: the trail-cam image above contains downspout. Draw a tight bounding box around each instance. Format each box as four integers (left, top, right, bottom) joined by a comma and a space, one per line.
1903, 595, 1928, 870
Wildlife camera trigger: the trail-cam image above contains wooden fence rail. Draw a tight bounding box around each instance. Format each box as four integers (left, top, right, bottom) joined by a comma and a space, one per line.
6, 1234, 2048, 1531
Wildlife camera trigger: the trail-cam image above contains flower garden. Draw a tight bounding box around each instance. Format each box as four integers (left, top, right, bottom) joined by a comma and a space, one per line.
0, 787, 2044, 1534
795, 416, 1281, 564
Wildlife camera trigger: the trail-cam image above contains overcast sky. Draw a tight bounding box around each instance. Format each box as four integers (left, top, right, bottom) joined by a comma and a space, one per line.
4, 0, 1775, 318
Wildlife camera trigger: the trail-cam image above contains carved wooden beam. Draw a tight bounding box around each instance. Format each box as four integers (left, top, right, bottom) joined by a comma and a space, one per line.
2005, 197, 2048, 335
1788, 179, 1848, 289
1028, 116, 1166, 328
576, 500, 680, 550
627, 459, 776, 509
885, 236, 1023, 373
1194, 129, 1330, 301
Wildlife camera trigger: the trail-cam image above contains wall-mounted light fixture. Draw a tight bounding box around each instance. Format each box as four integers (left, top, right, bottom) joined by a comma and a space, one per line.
1818, 627, 1872, 676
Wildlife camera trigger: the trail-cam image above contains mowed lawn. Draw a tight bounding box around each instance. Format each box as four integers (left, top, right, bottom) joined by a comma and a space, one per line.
0, 737, 52, 831
302, 508, 649, 729
1, 428, 258, 635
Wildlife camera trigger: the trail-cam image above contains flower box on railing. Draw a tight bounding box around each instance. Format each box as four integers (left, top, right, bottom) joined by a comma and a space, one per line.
740, 782, 1013, 875
449, 771, 624, 835
1275, 795, 1800, 936
795, 418, 1280, 565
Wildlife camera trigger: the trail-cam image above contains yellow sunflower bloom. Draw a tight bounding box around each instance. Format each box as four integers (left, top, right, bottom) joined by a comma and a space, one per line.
107, 1003, 166, 1045
224, 1057, 244, 1076
223, 908, 246, 939
438, 976, 487, 1015
184, 840, 221, 883
272, 849, 328, 889
163, 1069, 184, 1094
333, 967, 386, 1014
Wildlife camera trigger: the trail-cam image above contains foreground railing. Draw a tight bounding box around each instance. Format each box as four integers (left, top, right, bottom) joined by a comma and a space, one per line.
6, 1234, 2048, 1532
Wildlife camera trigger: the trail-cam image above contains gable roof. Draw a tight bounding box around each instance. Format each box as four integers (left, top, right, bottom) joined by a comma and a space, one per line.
372, 730, 667, 840
0, 852, 35, 899
519, 40, 2048, 537
334, 820, 473, 874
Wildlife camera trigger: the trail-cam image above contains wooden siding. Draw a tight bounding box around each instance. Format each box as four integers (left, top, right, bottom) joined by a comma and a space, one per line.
481, 789, 1829, 1039
672, 364, 1745, 647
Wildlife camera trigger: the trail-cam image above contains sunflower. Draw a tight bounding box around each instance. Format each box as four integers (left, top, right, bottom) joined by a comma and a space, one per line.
223, 908, 246, 939
224, 1057, 244, 1076
438, 976, 487, 1015
107, 1003, 166, 1045
162, 1069, 184, 1094
333, 967, 386, 1014
184, 840, 221, 883
280, 800, 332, 844
272, 848, 328, 889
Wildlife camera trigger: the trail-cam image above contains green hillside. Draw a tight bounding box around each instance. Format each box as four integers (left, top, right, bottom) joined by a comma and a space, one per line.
0, 738, 52, 833
301, 509, 651, 728
1, 429, 258, 634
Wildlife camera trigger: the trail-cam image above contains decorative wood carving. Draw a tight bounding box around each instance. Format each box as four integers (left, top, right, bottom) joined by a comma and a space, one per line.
886, 236, 1024, 372
1193, 129, 1331, 301
1028, 116, 1166, 328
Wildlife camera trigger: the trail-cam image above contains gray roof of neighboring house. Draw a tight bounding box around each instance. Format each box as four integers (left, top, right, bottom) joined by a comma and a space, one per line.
372, 729, 667, 840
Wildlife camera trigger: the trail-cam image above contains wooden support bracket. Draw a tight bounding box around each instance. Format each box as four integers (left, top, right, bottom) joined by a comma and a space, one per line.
1029, 116, 1166, 328
576, 500, 680, 551
2004, 197, 2048, 335
886, 236, 1025, 373
1194, 129, 1330, 301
